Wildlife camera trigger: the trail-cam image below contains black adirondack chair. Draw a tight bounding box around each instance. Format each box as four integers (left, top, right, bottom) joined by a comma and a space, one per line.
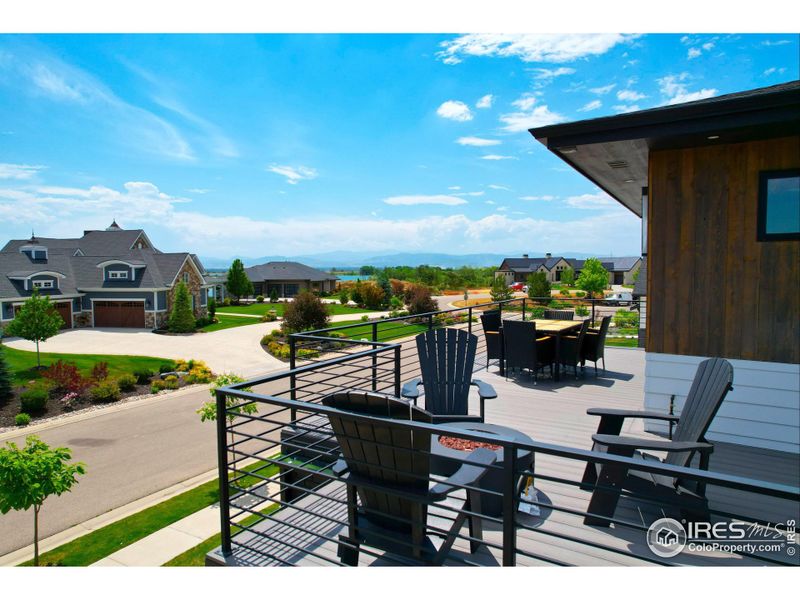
322, 391, 496, 565
502, 319, 555, 383
581, 358, 734, 526
558, 319, 589, 379
402, 328, 497, 422
544, 309, 574, 320
479, 310, 502, 371
581, 315, 611, 375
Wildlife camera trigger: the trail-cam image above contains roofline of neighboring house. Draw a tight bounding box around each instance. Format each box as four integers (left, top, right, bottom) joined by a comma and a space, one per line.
0, 294, 82, 303
7, 270, 68, 280
167, 254, 207, 288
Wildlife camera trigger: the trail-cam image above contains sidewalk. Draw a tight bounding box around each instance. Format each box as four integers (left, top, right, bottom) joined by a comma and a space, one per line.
92, 482, 279, 566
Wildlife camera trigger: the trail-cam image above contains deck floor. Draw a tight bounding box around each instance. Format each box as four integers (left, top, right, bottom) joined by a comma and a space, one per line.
211, 347, 799, 567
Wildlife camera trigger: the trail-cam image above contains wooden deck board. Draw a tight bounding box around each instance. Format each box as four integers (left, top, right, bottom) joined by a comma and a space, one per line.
210, 347, 799, 566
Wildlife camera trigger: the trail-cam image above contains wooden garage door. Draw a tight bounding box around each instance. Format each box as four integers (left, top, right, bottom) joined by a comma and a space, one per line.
53, 302, 72, 329
93, 301, 145, 328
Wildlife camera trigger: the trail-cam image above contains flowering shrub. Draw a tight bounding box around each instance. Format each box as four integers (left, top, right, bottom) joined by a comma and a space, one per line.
185, 361, 213, 384
59, 392, 79, 411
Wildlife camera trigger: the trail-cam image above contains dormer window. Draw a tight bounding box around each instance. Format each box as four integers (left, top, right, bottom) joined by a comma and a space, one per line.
32, 280, 54, 289
109, 271, 129, 280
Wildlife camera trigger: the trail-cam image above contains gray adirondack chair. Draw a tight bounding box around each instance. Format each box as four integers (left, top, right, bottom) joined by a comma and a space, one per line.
402, 328, 497, 422
581, 358, 734, 526
322, 391, 496, 565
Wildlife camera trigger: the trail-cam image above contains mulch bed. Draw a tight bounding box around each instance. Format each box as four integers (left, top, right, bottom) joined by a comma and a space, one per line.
438, 435, 502, 452
0, 380, 182, 429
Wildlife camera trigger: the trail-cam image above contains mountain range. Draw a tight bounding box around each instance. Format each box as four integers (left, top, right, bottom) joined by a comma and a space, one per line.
200, 250, 600, 270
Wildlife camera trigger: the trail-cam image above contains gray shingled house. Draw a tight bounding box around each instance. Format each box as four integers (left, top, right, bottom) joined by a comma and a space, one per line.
496, 253, 641, 285
0, 221, 212, 330
245, 261, 338, 298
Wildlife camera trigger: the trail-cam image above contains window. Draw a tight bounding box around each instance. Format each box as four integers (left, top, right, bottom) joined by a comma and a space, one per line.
109, 271, 129, 280
182, 272, 190, 284
32, 280, 54, 289
758, 169, 800, 241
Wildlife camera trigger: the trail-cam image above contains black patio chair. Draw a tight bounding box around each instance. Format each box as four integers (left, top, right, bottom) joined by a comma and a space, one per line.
543, 309, 574, 320
581, 358, 734, 526
581, 315, 611, 375
502, 319, 555, 384
479, 310, 502, 371
322, 391, 496, 565
402, 328, 496, 422
558, 319, 589, 379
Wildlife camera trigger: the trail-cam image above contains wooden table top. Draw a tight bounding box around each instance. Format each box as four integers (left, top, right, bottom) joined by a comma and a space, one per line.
531, 319, 582, 333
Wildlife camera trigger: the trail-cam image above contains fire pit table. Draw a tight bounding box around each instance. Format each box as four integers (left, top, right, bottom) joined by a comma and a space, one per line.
430, 422, 535, 518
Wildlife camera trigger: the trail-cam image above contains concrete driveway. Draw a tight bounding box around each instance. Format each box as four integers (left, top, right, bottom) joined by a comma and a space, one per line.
4, 322, 287, 377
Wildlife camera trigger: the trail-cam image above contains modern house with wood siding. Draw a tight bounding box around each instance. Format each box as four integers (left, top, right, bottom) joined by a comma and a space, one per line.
531, 81, 800, 455
0, 221, 212, 330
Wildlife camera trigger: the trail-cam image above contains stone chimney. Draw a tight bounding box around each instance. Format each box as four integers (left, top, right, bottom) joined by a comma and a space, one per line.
522, 253, 529, 259
545, 252, 552, 259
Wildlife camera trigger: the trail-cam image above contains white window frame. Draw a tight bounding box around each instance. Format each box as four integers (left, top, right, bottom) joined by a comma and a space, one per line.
182, 272, 190, 284
109, 270, 129, 280
32, 280, 54, 289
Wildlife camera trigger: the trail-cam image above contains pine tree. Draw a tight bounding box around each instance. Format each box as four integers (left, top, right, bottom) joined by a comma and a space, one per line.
226, 259, 253, 304
0, 347, 13, 402
168, 282, 196, 333
489, 276, 512, 302
4, 289, 63, 368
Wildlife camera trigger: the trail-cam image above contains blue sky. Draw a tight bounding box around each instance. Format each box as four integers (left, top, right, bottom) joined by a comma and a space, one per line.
0, 33, 797, 259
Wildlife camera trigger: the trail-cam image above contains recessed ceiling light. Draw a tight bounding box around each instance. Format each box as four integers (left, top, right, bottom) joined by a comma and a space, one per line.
558, 146, 578, 154
707, 135, 720, 140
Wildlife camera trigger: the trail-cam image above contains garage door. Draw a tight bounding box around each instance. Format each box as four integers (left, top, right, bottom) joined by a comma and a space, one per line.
93, 301, 145, 328
52, 302, 72, 329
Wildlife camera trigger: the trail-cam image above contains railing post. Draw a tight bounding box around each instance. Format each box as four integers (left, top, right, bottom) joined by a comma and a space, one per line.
502, 442, 517, 566
521, 297, 526, 321
289, 335, 297, 421
371, 322, 378, 391
468, 307, 473, 336
216, 389, 232, 557
394, 345, 401, 398
591, 298, 596, 327
428, 314, 433, 331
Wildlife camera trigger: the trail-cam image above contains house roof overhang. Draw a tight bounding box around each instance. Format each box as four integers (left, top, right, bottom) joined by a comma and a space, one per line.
529, 81, 800, 217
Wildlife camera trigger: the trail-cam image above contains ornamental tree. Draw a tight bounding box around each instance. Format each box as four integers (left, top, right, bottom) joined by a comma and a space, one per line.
561, 267, 575, 286
575, 258, 610, 299
489, 276, 512, 302
5, 289, 64, 368
197, 373, 257, 448
0, 435, 85, 566
226, 259, 253, 304
282, 291, 330, 333
526, 272, 551, 303
168, 282, 196, 333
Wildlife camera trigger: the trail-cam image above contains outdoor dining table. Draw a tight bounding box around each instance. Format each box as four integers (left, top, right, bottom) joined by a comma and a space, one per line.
499, 318, 582, 381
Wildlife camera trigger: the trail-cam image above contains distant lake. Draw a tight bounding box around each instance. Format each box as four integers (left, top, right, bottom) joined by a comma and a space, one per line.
334, 274, 373, 281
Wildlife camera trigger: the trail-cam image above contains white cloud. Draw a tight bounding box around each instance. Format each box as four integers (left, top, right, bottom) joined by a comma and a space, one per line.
454, 191, 485, 197
578, 99, 602, 112
436, 100, 474, 121
519, 195, 556, 201
702, 42, 715, 51
487, 184, 511, 191
448, 186, 461, 190
564, 192, 617, 209
485, 200, 496, 205
437, 34, 635, 65
589, 84, 616, 95
657, 73, 717, 105
762, 39, 791, 46
613, 104, 641, 114
499, 97, 565, 132
617, 89, 646, 101
687, 48, 702, 60
187, 188, 211, 194
267, 164, 318, 185
456, 136, 501, 147
481, 154, 517, 161
0, 163, 45, 180
764, 67, 787, 76
383, 194, 467, 206
476, 94, 494, 109
531, 67, 576, 80
1, 50, 192, 160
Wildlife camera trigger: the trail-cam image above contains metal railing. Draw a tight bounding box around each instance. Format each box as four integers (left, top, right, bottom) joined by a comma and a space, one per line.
208, 345, 800, 567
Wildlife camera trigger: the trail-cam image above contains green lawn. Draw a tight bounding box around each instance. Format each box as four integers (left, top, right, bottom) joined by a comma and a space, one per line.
199, 314, 262, 332
21, 459, 280, 567
1, 346, 172, 387
216, 302, 377, 317
325, 318, 429, 342
606, 337, 639, 347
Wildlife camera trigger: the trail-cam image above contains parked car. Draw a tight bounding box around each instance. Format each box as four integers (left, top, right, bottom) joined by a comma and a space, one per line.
509, 282, 528, 292
602, 291, 633, 306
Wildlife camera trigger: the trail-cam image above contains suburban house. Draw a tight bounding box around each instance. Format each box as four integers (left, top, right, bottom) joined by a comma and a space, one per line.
245, 261, 338, 298
530, 81, 800, 456
0, 221, 212, 329
496, 253, 641, 285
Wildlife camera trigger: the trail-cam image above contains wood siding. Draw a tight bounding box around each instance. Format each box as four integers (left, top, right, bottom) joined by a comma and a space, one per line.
647, 136, 800, 363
